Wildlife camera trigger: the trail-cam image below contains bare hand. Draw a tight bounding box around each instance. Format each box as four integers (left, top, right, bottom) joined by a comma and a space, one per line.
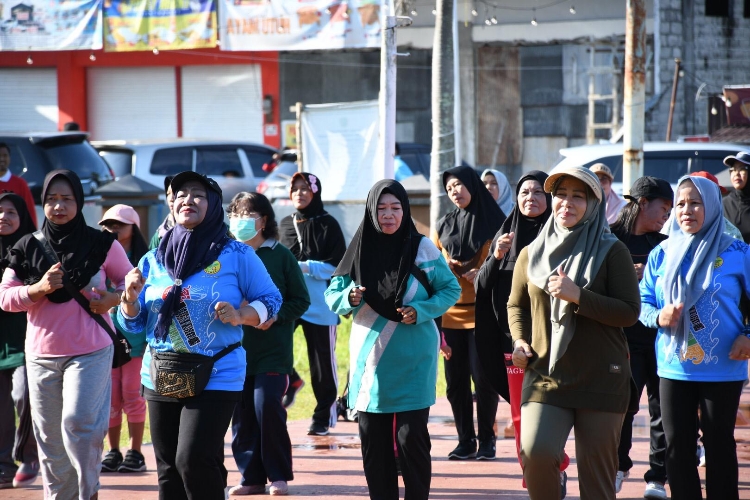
397, 306, 417, 324
215, 301, 242, 326
89, 287, 119, 314
658, 303, 684, 328
256, 315, 277, 331
634, 263, 645, 281
440, 344, 452, 360
512, 340, 534, 368
462, 269, 478, 284
548, 265, 580, 304
34, 262, 64, 296
123, 268, 145, 304
493, 232, 515, 260
349, 286, 365, 307
728, 334, 750, 361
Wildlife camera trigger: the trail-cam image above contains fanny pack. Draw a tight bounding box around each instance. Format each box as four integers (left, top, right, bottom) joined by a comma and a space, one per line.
150, 342, 240, 399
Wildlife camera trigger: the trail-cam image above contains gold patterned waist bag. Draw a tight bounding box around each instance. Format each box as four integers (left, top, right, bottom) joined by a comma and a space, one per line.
150, 342, 240, 399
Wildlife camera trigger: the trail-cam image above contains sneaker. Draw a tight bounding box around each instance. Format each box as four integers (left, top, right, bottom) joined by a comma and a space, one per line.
476, 439, 496, 460
0, 469, 14, 489
118, 449, 147, 472
698, 445, 706, 467
269, 481, 288, 496
644, 481, 668, 499
615, 470, 630, 493
307, 422, 329, 436
228, 484, 266, 495
282, 378, 305, 409
12, 462, 39, 488
448, 439, 477, 460
101, 448, 123, 472
560, 471, 567, 499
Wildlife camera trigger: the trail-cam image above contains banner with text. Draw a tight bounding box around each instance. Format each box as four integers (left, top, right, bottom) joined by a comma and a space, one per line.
219, 0, 381, 51
0, 0, 102, 51
301, 101, 380, 201
103, 0, 216, 52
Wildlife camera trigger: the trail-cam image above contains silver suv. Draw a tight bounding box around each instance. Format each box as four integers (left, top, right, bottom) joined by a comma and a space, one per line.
92, 139, 277, 203
554, 142, 750, 194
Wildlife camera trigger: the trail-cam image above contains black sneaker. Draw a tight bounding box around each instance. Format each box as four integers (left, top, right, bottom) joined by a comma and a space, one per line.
476, 438, 496, 460
560, 470, 567, 499
307, 422, 329, 436
101, 449, 123, 472
282, 378, 305, 409
118, 449, 147, 472
448, 439, 477, 460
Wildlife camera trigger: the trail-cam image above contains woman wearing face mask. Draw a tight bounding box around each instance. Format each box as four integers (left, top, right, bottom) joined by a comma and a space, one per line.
0, 193, 38, 489
226, 192, 310, 496
590, 163, 627, 224
433, 165, 506, 461
325, 180, 460, 500
481, 169, 513, 217
640, 176, 750, 500
722, 152, 750, 243
0, 170, 132, 500
278, 172, 346, 436
507, 165, 640, 500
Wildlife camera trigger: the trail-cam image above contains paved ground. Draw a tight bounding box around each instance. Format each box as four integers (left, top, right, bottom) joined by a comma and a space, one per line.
4, 389, 750, 499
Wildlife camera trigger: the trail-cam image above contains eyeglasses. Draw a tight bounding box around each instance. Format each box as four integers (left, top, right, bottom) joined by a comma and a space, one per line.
227, 211, 261, 219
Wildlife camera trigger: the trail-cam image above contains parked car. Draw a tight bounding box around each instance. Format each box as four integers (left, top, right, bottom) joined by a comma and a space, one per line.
256, 160, 298, 203
92, 139, 278, 203
554, 141, 750, 194
0, 132, 115, 203
398, 142, 431, 179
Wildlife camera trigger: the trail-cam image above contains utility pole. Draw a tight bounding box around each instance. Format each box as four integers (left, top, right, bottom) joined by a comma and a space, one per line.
666, 58, 681, 142
622, 0, 646, 194
430, 0, 456, 233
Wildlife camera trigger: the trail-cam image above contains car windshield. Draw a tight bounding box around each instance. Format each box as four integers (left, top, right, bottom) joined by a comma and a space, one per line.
265, 162, 298, 183
41, 142, 107, 177
98, 150, 133, 177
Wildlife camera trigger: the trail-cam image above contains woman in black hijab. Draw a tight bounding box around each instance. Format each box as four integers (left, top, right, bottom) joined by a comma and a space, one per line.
325, 180, 460, 500
278, 172, 346, 435
0, 193, 39, 488
433, 165, 505, 461
0, 170, 133, 499
722, 152, 750, 242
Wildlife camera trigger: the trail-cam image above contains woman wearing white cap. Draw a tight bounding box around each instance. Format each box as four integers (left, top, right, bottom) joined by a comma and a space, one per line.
590, 163, 628, 224
98, 204, 150, 474
507, 165, 640, 499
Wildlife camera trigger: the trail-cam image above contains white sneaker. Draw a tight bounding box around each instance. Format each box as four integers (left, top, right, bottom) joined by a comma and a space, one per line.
228, 484, 266, 495
615, 470, 630, 493
644, 481, 668, 499
269, 481, 288, 496
698, 445, 706, 467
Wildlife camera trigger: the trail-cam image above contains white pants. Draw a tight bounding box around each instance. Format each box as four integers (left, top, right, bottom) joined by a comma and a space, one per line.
26, 344, 113, 500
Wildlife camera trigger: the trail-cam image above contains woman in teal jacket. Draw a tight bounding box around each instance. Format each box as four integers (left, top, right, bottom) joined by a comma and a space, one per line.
325, 180, 460, 500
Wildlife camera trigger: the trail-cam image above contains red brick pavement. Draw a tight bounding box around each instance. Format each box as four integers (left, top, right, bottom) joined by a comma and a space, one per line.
4, 389, 750, 499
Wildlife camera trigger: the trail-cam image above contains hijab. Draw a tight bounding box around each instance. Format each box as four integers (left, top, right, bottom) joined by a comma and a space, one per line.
334, 180, 423, 322
526, 165, 619, 371
155, 173, 229, 341
605, 188, 628, 224
723, 169, 750, 243
0, 193, 36, 276
278, 172, 346, 266
437, 165, 506, 262
8, 170, 116, 304
660, 176, 735, 363
481, 169, 514, 217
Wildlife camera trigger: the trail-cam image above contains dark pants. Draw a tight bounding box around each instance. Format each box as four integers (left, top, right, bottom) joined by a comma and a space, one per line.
660, 378, 743, 500
359, 408, 431, 500
0, 365, 37, 473
290, 319, 338, 427
617, 344, 666, 483
231, 373, 293, 485
443, 328, 498, 444
148, 391, 238, 500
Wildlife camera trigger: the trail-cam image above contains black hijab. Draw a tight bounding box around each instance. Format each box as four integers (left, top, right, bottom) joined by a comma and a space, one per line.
8, 170, 116, 303
334, 180, 422, 322
474, 170, 551, 400
437, 165, 506, 262
278, 172, 346, 266
155, 172, 228, 341
723, 174, 750, 243
0, 193, 36, 276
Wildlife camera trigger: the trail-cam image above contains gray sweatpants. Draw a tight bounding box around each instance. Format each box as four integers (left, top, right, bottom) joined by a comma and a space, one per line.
520, 401, 625, 500
0, 365, 38, 473
26, 345, 112, 500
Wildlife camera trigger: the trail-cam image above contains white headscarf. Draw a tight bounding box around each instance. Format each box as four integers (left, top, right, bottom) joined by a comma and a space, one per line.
481, 169, 514, 216
660, 176, 735, 362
